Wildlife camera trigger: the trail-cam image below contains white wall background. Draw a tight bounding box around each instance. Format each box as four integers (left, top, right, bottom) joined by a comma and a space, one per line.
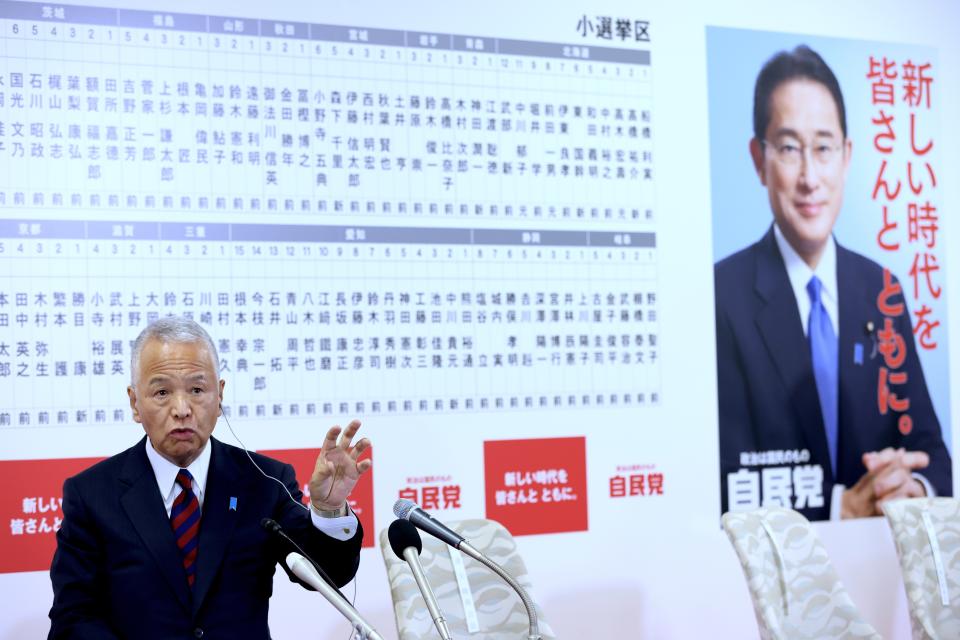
1, 0, 959, 638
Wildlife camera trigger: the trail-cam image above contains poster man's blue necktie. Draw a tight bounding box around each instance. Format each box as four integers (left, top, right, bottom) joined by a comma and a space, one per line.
807, 276, 839, 477
170, 469, 200, 587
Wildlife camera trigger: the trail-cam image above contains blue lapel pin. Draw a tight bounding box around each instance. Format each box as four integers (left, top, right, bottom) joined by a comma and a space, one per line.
229, 496, 238, 511
853, 343, 863, 366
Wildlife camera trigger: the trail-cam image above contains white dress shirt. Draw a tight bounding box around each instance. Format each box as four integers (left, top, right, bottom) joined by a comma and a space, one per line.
145, 439, 358, 540
773, 223, 839, 338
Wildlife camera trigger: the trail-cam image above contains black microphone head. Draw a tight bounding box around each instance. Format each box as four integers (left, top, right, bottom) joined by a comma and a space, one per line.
394, 498, 418, 519
261, 517, 282, 535
388, 519, 423, 559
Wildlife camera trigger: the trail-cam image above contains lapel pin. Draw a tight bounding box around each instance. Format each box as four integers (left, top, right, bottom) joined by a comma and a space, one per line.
229, 496, 238, 511
853, 343, 864, 366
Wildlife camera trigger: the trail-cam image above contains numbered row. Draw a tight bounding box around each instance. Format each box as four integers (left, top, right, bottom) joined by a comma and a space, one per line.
2, 26, 648, 76
0, 240, 658, 264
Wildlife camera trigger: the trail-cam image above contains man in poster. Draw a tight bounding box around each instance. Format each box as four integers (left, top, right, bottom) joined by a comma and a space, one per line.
715, 45, 951, 521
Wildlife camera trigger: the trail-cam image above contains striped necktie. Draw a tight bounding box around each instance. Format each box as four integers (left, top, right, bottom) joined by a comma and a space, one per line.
170, 469, 201, 587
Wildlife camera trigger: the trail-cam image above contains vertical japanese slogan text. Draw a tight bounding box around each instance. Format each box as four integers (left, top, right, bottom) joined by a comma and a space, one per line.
867, 55, 940, 434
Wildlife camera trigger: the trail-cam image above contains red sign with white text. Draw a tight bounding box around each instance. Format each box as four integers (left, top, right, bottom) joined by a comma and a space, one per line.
0, 457, 105, 573
259, 447, 374, 548
484, 436, 588, 536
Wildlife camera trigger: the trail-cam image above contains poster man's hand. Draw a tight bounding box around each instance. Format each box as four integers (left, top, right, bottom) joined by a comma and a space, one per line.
842, 447, 928, 518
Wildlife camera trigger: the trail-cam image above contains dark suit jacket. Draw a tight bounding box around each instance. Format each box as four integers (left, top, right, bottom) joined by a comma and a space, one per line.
48, 436, 363, 639
716, 227, 951, 520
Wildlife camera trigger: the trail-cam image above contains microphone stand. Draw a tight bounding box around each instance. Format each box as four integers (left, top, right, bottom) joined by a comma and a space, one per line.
459, 542, 541, 640
402, 546, 453, 640
285, 552, 385, 640
392, 500, 542, 639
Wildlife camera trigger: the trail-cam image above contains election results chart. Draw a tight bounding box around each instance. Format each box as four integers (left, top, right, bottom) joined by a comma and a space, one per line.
0, 2, 658, 428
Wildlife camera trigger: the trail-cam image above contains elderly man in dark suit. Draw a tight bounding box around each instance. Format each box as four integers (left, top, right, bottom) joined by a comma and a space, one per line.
716, 45, 951, 521
49, 316, 372, 639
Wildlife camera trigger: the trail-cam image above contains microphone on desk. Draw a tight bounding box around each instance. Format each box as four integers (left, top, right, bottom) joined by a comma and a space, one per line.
393, 498, 466, 549
392, 499, 543, 640
263, 519, 383, 639
388, 519, 452, 640
285, 551, 385, 640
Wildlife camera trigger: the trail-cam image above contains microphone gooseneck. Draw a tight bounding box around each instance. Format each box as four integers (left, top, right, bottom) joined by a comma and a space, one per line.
458, 540, 541, 640
391, 500, 541, 640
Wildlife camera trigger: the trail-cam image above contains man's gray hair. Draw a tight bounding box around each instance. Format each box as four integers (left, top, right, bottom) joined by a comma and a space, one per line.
130, 316, 220, 386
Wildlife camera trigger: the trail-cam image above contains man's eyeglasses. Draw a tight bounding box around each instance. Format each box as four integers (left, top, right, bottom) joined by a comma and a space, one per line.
761, 139, 844, 167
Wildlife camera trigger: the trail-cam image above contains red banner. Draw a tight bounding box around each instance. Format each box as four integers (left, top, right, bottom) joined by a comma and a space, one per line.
484, 437, 588, 536
0, 457, 105, 574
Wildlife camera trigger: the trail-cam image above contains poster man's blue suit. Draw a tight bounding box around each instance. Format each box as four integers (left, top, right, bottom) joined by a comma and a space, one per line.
716, 227, 951, 520
48, 436, 362, 639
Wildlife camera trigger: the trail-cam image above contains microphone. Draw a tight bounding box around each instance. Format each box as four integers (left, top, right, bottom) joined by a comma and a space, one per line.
286, 552, 385, 640
392, 499, 542, 640
260, 518, 343, 595
393, 498, 466, 549
388, 520, 452, 640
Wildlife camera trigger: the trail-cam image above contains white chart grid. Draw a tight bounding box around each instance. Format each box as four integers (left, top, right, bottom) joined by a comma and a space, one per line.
0, 1, 659, 427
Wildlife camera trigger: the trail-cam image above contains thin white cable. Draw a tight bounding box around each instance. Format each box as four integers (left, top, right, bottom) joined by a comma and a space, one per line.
220, 410, 361, 631
221, 411, 309, 513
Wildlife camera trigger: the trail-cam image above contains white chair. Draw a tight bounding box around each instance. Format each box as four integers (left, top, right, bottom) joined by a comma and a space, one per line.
378, 518, 555, 640
882, 497, 960, 640
721, 507, 881, 639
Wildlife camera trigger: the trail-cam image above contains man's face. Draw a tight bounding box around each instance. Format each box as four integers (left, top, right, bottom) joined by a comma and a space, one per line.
750, 79, 852, 266
127, 338, 224, 468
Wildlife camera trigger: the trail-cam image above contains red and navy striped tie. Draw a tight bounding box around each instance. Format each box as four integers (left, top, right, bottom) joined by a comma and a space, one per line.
170, 469, 200, 587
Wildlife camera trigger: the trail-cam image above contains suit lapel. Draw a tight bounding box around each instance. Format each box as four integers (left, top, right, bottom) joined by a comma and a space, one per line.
119, 437, 192, 614
192, 438, 244, 615
835, 244, 878, 483
752, 229, 834, 480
